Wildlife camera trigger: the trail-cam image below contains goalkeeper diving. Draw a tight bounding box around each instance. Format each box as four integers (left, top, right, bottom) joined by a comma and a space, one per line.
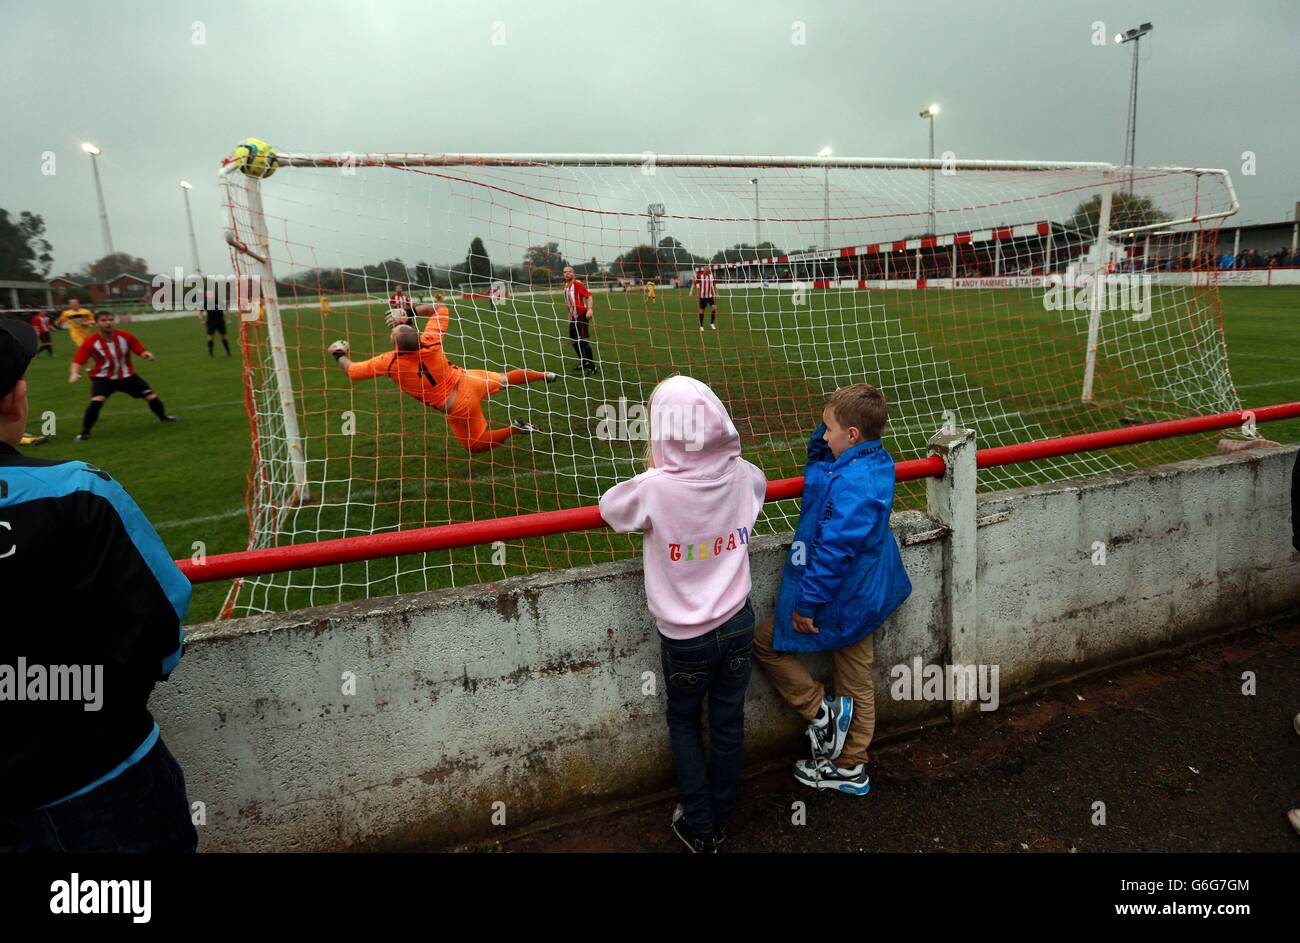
328, 301, 556, 453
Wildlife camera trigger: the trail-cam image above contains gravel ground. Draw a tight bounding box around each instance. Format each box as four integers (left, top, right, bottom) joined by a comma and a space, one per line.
475, 618, 1300, 853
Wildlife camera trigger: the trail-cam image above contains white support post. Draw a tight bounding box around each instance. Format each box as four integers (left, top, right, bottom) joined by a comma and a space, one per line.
884, 251, 890, 282
914, 249, 921, 280
951, 242, 957, 280
994, 240, 1002, 276
1081, 173, 1114, 403
926, 427, 979, 721
1045, 228, 1054, 274
243, 177, 310, 505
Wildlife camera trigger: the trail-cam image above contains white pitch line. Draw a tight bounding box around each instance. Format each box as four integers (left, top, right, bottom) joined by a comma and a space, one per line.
1235, 377, 1300, 391
1230, 352, 1300, 364
175, 399, 246, 411
155, 506, 249, 529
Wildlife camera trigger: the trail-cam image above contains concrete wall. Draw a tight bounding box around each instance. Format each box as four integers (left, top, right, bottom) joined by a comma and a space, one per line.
153, 443, 1300, 851
974, 448, 1300, 688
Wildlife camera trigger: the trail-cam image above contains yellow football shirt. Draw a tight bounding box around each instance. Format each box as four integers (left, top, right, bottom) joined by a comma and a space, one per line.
58, 307, 96, 347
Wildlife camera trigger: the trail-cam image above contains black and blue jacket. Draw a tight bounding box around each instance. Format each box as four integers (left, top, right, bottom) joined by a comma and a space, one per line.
0, 442, 191, 813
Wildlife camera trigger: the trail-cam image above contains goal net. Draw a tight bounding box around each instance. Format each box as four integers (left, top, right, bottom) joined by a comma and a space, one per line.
459, 280, 510, 302
219, 151, 1240, 617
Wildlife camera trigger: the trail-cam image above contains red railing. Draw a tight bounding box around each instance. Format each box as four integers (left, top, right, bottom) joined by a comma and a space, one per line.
177, 402, 1300, 584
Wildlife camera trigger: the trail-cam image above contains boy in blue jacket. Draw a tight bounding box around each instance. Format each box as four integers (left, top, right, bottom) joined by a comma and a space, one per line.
754, 383, 911, 795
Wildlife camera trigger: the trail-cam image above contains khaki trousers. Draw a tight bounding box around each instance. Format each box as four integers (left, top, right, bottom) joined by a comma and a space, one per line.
753, 614, 876, 767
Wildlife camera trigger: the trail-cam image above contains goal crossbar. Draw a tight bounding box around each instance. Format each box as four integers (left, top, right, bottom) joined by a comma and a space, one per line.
221, 155, 1239, 232
263, 153, 1122, 172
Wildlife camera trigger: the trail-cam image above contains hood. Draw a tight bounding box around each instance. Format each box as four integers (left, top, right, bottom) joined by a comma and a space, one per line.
649, 375, 741, 478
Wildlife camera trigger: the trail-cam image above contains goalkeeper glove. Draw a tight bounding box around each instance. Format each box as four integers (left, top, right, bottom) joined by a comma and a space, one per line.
385, 307, 413, 329
328, 340, 350, 359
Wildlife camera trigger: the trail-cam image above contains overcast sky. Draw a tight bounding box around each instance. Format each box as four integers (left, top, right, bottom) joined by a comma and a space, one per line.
3, 0, 1297, 278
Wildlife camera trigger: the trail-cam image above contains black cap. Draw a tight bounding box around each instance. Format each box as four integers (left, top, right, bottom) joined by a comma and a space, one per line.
0, 318, 38, 398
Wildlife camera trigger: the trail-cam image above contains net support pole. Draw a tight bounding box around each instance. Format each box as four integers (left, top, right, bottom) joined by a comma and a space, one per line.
926, 427, 979, 720
245, 177, 310, 504
1081, 172, 1115, 403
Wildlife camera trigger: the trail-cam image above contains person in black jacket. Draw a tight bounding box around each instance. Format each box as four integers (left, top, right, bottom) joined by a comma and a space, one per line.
1292, 450, 1299, 836
201, 287, 231, 358
0, 319, 197, 852
1292, 449, 1299, 553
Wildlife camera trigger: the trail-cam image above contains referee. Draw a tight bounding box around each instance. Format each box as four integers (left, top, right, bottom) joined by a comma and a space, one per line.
203, 288, 231, 357
563, 265, 598, 375
0, 318, 197, 853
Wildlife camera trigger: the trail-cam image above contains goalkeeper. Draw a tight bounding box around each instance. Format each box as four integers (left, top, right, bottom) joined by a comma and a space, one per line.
329, 302, 555, 453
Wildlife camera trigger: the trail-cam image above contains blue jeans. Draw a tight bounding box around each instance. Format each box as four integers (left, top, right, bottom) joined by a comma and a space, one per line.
2, 739, 198, 853
660, 599, 755, 840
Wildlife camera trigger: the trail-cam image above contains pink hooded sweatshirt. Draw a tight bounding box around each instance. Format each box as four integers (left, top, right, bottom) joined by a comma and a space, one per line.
599, 376, 768, 640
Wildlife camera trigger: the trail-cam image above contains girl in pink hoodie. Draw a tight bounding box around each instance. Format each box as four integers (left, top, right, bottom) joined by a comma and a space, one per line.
599, 375, 767, 852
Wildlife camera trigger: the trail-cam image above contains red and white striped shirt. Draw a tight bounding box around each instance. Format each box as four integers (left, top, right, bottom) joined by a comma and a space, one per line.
73, 330, 147, 380
388, 290, 409, 310
564, 279, 591, 319
696, 270, 717, 299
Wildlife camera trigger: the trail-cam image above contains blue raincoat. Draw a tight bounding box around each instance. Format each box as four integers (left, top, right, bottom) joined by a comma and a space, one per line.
773, 424, 911, 652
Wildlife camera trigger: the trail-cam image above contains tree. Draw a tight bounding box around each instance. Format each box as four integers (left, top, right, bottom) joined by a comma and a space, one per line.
460, 237, 493, 285
657, 236, 708, 270
570, 256, 601, 279
1067, 191, 1169, 236
414, 261, 434, 290
360, 258, 409, 286
523, 242, 568, 279
709, 241, 785, 265
79, 252, 150, 282
609, 238, 710, 279
289, 267, 344, 292
0, 209, 54, 279
615, 244, 661, 278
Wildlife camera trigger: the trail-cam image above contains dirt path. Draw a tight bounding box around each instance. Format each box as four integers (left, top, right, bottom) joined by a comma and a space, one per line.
472, 619, 1300, 853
